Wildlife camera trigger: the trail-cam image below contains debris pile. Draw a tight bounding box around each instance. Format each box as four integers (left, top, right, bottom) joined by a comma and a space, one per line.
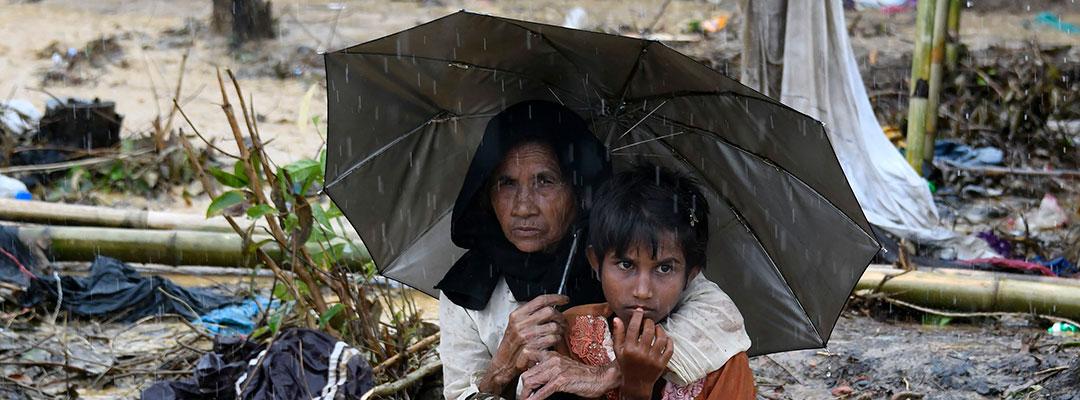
37, 35, 129, 86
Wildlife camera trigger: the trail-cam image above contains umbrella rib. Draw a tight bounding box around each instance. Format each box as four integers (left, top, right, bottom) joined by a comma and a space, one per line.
610, 130, 685, 152
626, 102, 875, 242
617, 98, 665, 141
642, 134, 824, 344
324, 111, 445, 189
324, 109, 534, 190
338, 51, 590, 107
604, 41, 653, 144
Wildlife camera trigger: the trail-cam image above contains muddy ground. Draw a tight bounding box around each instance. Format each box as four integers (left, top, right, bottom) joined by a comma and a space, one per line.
751, 310, 1080, 399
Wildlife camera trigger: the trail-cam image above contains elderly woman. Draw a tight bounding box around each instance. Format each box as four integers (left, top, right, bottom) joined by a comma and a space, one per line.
436, 101, 751, 400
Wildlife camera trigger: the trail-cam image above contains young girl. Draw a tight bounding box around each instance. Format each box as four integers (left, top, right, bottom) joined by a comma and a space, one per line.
562, 164, 755, 400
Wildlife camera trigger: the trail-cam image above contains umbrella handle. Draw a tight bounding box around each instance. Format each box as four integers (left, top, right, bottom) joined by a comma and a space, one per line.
556, 228, 583, 296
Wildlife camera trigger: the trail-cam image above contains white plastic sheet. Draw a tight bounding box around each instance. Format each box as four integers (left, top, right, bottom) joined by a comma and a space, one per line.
742, 0, 954, 242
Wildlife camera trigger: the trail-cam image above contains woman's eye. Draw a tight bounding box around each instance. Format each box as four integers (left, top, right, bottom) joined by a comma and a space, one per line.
657, 264, 674, 274
537, 175, 555, 186
616, 261, 633, 270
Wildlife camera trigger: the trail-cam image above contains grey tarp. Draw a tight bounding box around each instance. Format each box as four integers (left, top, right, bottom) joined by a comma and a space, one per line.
323, 11, 880, 355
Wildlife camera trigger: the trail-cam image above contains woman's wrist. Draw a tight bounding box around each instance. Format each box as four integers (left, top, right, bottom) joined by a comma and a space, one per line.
477, 358, 517, 394
601, 362, 623, 392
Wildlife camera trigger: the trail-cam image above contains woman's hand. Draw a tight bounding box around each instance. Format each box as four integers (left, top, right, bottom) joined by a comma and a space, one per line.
613, 311, 674, 400
478, 294, 569, 395
519, 351, 621, 400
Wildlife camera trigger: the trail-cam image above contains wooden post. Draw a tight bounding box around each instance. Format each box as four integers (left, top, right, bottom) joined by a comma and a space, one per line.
922, 0, 951, 164
945, 0, 962, 71
904, 0, 936, 175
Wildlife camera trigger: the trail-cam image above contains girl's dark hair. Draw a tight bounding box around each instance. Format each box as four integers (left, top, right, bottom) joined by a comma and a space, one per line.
588, 164, 710, 271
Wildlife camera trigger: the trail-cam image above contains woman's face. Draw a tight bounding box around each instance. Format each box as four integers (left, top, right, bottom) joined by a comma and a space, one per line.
489, 142, 577, 253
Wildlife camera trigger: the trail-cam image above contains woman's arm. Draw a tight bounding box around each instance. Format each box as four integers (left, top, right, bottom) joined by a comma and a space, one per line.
439, 293, 571, 399
660, 274, 752, 385
439, 293, 495, 400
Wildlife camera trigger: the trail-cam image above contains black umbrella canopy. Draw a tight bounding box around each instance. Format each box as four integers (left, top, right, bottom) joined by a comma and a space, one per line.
324, 11, 880, 356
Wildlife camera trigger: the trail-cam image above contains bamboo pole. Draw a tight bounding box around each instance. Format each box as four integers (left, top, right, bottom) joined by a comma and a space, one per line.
856, 266, 1080, 321
921, 0, 952, 164
904, 0, 936, 175
11, 225, 369, 269
945, 0, 962, 71
0, 199, 236, 232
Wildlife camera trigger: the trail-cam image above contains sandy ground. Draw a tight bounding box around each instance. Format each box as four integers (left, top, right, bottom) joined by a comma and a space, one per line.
752, 312, 1080, 399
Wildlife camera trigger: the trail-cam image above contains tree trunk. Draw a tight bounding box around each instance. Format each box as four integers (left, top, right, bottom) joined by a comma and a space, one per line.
210, 0, 232, 34
210, 0, 276, 44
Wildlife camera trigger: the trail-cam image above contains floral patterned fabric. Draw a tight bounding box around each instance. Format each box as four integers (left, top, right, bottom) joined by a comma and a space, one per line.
565, 305, 712, 400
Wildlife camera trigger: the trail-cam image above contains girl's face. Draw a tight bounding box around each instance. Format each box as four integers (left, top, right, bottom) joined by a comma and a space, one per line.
587, 232, 700, 324
490, 142, 577, 253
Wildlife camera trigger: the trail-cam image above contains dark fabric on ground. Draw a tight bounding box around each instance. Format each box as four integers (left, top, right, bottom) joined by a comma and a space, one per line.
0, 225, 40, 287
141, 336, 261, 400
142, 329, 375, 400
20, 255, 237, 322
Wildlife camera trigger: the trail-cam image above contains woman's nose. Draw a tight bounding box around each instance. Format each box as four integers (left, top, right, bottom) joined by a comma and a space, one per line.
510, 186, 538, 216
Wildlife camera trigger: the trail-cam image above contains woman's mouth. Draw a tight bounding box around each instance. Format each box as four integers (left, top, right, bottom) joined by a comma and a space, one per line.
511, 227, 542, 237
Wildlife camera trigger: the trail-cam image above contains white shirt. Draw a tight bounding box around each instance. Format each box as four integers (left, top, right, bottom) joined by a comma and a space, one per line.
437, 275, 751, 400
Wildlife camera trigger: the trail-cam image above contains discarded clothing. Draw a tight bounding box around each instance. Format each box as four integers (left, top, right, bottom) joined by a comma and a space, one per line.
1034, 12, 1080, 35
1033, 256, 1079, 277
195, 297, 280, 336
142, 328, 375, 400
934, 140, 1004, 168
976, 231, 1013, 258
141, 335, 262, 400
21, 255, 237, 323
959, 258, 1056, 277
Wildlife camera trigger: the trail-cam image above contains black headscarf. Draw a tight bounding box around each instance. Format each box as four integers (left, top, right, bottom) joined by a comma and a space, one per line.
435, 101, 611, 310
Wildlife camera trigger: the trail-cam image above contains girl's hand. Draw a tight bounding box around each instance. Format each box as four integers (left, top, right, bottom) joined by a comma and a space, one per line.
613, 310, 673, 400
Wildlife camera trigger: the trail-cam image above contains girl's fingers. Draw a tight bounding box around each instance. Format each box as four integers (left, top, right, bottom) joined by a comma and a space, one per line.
653, 326, 670, 357
612, 317, 626, 350
641, 318, 656, 347
627, 310, 644, 343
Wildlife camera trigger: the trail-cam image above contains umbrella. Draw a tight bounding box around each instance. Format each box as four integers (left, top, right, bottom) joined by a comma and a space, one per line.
323, 11, 880, 356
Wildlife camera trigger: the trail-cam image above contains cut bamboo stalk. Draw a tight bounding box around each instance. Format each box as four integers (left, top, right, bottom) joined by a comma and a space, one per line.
11, 225, 370, 269
904, 0, 936, 175
0, 199, 236, 232
921, 0, 952, 164
945, 0, 962, 71
857, 266, 1080, 321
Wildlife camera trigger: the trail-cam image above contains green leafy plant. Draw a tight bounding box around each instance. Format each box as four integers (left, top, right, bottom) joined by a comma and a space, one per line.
176, 70, 432, 389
